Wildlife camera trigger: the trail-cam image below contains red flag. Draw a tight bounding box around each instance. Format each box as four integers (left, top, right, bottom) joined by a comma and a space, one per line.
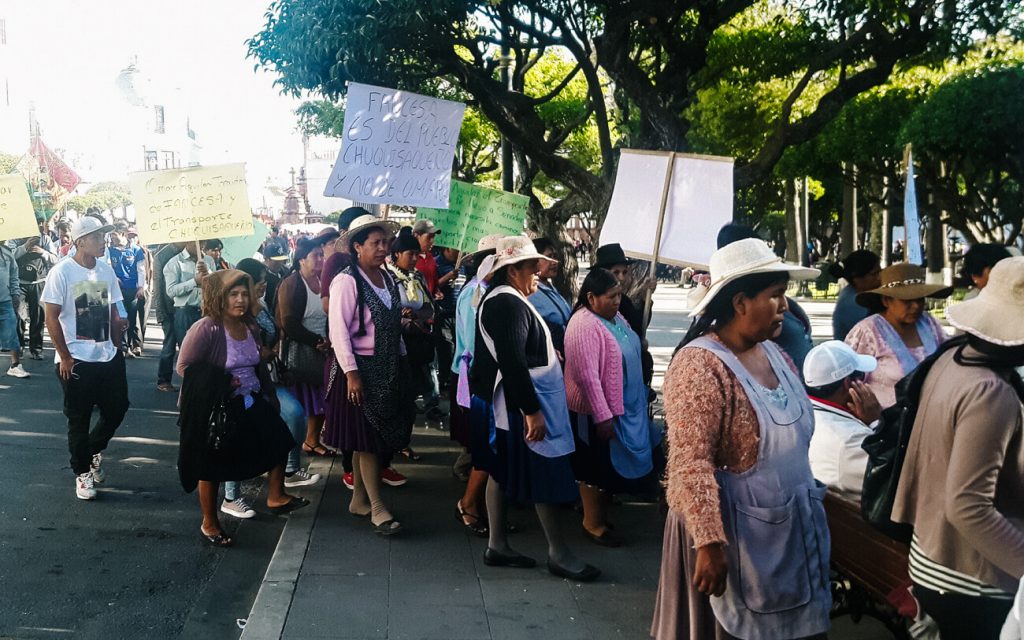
15, 136, 81, 213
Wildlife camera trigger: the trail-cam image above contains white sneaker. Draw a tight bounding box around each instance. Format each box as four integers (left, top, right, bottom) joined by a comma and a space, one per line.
220, 497, 256, 519
284, 468, 322, 488
6, 364, 30, 378
90, 453, 105, 484
76, 473, 97, 500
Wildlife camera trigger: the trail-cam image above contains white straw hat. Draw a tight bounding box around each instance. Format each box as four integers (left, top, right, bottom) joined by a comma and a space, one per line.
469, 233, 503, 263
946, 256, 1024, 346
803, 340, 877, 388
340, 214, 401, 246
689, 238, 819, 317
485, 235, 556, 277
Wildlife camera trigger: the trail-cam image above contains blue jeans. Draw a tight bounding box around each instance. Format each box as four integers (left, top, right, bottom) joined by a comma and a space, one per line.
173, 305, 201, 348
0, 301, 21, 354
224, 388, 305, 501
157, 317, 176, 385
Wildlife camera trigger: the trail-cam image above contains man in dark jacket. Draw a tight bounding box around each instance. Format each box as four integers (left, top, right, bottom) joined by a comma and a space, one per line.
152, 242, 186, 391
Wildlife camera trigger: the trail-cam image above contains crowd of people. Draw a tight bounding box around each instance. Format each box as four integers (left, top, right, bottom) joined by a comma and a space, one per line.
2, 204, 1023, 638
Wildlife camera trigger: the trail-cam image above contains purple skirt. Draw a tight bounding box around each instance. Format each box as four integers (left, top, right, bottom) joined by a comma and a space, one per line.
448, 374, 472, 448
321, 367, 387, 454
290, 381, 325, 418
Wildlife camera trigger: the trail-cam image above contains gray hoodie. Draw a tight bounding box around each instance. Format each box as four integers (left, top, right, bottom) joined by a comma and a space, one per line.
0, 242, 19, 304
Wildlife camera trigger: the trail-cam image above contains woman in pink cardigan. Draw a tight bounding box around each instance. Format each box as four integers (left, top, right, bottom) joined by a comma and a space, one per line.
564, 268, 661, 547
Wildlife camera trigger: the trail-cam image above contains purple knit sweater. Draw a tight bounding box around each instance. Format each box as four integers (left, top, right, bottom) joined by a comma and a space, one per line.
564, 309, 625, 424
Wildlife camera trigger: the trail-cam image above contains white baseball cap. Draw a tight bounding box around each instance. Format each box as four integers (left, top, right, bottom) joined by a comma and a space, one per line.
70, 217, 114, 243
803, 340, 877, 388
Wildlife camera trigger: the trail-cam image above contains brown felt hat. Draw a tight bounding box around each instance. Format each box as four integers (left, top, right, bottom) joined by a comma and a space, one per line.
856, 263, 953, 307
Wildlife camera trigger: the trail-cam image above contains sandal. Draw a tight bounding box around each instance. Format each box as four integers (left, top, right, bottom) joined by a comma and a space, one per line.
372, 519, 403, 536
157, 383, 179, 392
302, 442, 335, 457
456, 500, 489, 538
399, 447, 421, 461
269, 496, 310, 515
200, 528, 234, 547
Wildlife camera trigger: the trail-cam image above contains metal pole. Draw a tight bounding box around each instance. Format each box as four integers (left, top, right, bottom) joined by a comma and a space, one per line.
500, 44, 513, 192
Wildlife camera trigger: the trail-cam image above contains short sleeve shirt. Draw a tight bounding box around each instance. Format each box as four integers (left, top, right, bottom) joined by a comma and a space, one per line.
41, 258, 123, 363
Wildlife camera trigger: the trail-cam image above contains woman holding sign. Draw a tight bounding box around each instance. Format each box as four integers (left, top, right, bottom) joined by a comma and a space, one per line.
469, 236, 599, 581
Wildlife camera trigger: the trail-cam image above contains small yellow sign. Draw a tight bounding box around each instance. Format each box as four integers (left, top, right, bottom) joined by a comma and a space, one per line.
0, 175, 40, 242
129, 163, 254, 245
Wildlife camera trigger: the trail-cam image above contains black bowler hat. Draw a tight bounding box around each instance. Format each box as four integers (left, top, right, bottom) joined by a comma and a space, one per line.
593, 243, 636, 269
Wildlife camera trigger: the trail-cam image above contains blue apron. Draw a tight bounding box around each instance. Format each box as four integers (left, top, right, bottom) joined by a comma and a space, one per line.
684, 336, 831, 640
478, 286, 575, 458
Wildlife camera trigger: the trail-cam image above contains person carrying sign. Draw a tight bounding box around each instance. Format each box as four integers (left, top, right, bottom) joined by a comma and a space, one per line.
1, 240, 30, 378
42, 217, 130, 501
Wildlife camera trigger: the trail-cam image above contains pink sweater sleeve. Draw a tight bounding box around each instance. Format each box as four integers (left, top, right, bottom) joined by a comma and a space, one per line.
329, 274, 359, 373
565, 312, 614, 423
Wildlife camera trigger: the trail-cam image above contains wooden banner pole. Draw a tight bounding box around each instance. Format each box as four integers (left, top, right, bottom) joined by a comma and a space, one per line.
643, 152, 676, 325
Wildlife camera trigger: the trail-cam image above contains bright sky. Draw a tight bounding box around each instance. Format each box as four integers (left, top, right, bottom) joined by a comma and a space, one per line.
1, 0, 306, 194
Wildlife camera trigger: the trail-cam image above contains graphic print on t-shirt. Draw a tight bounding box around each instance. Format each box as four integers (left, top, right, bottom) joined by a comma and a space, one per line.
72, 281, 110, 342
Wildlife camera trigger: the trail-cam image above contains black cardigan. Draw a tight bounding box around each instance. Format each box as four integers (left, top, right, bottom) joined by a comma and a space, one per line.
469, 289, 547, 415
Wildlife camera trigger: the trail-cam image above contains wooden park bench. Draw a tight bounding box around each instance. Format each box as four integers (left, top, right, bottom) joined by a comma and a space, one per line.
824, 492, 913, 639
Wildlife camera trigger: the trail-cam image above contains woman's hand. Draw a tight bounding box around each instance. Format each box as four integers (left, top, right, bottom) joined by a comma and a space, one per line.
693, 543, 728, 597
594, 419, 615, 440
316, 337, 331, 353
346, 371, 364, 406
258, 345, 276, 363
524, 411, 547, 443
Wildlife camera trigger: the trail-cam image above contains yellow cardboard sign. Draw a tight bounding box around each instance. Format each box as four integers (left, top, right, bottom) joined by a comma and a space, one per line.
0, 175, 39, 242
129, 163, 254, 245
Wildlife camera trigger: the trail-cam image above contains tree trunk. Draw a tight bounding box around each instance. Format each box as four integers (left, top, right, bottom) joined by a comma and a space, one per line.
881, 174, 893, 267
841, 163, 858, 257
783, 177, 802, 264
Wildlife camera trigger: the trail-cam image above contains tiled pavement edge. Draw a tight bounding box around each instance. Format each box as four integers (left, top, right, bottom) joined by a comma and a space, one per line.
240, 427, 664, 640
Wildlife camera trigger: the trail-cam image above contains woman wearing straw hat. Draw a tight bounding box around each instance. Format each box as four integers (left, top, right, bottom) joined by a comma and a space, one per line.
891, 257, 1024, 640
469, 235, 599, 581
326, 214, 414, 536
652, 238, 829, 640
844, 263, 951, 408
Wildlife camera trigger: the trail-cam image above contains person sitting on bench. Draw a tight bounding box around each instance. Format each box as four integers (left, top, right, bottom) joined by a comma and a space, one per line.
803, 340, 881, 499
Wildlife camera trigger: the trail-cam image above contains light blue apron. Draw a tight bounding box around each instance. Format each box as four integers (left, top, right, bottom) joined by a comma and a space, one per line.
684, 336, 831, 640
598, 314, 656, 479
478, 286, 575, 458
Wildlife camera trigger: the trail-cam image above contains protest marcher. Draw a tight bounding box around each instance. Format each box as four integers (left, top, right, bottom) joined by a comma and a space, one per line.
829, 249, 882, 341
276, 237, 332, 458
263, 226, 289, 257
451, 235, 501, 535
327, 215, 414, 535
959, 243, 1012, 300
412, 219, 443, 295
15, 233, 58, 360
651, 238, 829, 640
470, 235, 599, 581
528, 237, 572, 355
845, 262, 951, 407
316, 226, 342, 263
261, 244, 289, 314
1, 241, 29, 378
152, 242, 187, 392
176, 269, 307, 546
893, 257, 1024, 640
319, 208, 369, 311
717, 224, 815, 373
42, 217, 130, 500
108, 222, 147, 358
593, 243, 655, 386
803, 340, 880, 499
433, 243, 462, 393
202, 239, 230, 271
388, 227, 434, 460
164, 242, 216, 364
565, 268, 661, 548
126, 228, 151, 345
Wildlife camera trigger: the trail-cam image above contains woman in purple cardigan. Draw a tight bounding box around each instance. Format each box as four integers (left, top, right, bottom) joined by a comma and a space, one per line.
177, 269, 307, 547
565, 268, 662, 547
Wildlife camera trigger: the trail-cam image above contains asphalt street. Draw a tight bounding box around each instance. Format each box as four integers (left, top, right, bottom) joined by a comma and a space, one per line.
0, 324, 284, 640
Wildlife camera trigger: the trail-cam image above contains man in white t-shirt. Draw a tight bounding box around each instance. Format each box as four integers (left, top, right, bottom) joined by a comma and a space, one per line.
42, 217, 129, 501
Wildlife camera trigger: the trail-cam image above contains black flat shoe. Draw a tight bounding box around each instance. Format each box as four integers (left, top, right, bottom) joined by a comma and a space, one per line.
483, 548, 536, 568
582, 527, 623, 548
269, 496, 310, 515
199, 529, 233, 547
372, 519, 402, 536
547, 560, 600, 582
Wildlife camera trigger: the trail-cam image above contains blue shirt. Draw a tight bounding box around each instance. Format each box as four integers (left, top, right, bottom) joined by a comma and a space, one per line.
108, 245, 146, 288
528, 281, 572, 352
831, 285, 868, 342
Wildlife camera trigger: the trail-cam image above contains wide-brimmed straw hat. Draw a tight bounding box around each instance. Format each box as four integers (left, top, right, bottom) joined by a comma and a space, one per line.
688, 238, 819, 317
340, 214, 401, 246
485, 235, 557, 277
468, 233, 504, 263
946, 256, 1024, 346
855, 263, 953, 308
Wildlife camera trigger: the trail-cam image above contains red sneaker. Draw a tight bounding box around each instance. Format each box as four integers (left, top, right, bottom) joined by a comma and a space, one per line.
381, 467, 408, 487
342, 471, 354, 490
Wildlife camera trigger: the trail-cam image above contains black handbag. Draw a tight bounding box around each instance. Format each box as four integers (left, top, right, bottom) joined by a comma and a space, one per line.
207, 395, 239, 452
283, 338, 326, 386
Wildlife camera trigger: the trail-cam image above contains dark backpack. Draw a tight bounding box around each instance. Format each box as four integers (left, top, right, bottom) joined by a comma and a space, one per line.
17, 251, 49, 283
860, 335, 968, 543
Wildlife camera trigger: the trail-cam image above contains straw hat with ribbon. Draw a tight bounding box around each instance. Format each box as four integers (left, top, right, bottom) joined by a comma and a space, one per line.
484, 235, 557, 278
855, 263, 953, 308
946, 256, 1024, 346
469, 233, 504, 264
339, 214, 401, 246
688, 238, 819, 317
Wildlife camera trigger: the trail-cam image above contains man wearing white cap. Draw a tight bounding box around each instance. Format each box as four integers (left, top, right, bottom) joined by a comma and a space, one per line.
803, 340, 881, 499
42, 216, 130, 501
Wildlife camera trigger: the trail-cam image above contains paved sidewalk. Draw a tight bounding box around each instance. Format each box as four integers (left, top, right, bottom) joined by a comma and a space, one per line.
242, 425, 664, 640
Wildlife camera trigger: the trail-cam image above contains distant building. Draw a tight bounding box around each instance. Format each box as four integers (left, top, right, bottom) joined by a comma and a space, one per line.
303, 134, 351, 217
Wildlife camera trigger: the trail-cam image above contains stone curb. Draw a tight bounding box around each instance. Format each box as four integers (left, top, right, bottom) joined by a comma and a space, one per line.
240, 456, 335, 640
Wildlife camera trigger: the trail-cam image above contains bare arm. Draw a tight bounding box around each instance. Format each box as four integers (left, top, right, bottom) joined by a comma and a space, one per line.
45, 303, 74, 380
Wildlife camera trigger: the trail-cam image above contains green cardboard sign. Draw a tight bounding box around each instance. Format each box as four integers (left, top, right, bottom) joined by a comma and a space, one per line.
418, 180, 529, 254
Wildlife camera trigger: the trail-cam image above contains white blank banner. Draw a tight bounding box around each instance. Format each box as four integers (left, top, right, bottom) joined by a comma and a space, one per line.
600, 151, 673, 258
